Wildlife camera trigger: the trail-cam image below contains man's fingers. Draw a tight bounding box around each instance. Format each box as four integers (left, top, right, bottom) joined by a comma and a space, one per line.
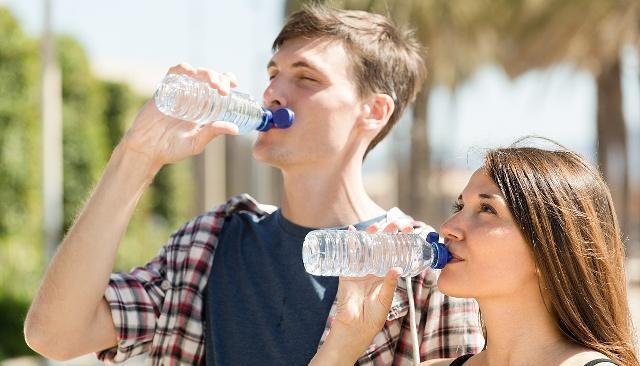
195, 69, 232, 95
166, 65, 237, 96
168, 62, 197, 77
221, 71, 238, 88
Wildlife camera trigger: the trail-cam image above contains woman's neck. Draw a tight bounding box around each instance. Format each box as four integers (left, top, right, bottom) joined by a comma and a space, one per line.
477, 291, 574, 366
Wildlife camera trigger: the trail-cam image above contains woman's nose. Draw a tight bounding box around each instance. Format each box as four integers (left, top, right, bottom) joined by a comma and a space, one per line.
440, 215, 464, 243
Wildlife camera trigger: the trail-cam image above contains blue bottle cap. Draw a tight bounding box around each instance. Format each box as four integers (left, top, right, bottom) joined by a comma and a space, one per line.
432, 242, 452, 269
257, 109, 273, 131
273, 108, 295, 129
426, 231, 452, 269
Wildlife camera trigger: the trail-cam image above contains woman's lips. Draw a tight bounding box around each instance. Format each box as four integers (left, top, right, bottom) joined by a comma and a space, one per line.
447, 248, 464, 262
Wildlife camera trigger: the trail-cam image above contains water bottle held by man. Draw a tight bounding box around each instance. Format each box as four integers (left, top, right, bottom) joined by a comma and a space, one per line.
154, 73, 294, 134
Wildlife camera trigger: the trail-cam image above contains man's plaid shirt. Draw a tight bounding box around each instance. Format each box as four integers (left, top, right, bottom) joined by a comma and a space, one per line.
97, 194, 483, 365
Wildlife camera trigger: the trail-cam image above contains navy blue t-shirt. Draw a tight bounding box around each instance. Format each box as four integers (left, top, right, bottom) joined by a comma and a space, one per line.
204, 209, 383, 366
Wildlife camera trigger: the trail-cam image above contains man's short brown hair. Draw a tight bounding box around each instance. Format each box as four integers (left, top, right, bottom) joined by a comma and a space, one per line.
273, 4, 427, 157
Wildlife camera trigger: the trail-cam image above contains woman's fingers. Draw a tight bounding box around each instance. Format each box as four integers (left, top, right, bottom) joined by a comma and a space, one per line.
365, 218, 415, 234
377, 267, 401, 309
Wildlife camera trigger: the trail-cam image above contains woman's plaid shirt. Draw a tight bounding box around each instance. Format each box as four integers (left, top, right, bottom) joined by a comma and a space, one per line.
97, 194, 484, 365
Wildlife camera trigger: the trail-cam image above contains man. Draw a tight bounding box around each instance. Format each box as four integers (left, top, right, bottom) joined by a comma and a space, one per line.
24, 4, 483, 365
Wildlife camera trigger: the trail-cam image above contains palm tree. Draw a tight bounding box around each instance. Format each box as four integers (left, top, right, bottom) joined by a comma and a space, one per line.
491, 0, 640, 246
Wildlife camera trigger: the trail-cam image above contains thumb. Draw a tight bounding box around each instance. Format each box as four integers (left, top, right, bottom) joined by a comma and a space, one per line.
377, 267, 402, 308
191, 122, 238, 152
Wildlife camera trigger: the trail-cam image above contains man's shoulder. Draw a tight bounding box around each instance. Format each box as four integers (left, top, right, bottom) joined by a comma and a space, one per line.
217, 193, 278, 218
179, 193, 278, 231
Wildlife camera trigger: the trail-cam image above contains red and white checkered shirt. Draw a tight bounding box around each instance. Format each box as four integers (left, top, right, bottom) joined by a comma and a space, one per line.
97, 194, 484, 365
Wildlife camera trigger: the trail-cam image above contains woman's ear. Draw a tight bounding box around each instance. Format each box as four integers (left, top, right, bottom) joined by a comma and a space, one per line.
359, 93, 395, 132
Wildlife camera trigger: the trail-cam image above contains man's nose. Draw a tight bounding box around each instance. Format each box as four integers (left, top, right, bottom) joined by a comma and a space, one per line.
263, 78, 288, 109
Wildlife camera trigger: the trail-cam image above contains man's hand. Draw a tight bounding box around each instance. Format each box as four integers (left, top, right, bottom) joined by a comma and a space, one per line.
120, 64, 240, 174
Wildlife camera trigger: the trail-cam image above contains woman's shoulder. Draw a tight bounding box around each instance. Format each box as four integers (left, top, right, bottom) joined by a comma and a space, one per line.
561, 349, 616, 366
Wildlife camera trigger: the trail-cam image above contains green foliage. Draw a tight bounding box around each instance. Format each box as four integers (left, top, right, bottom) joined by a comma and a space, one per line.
0, 8, 40, 237
0, 296, 34, 360
0, 6, 195, 360
57, 35, 110, 230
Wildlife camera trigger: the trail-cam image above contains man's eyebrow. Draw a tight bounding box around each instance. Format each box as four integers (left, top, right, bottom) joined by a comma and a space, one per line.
266, 60, 322, 72
291, 60, 320, 72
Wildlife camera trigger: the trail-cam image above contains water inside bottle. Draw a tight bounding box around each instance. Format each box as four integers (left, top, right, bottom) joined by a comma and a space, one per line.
302, 230, 429, 277
154, 74, 264, 132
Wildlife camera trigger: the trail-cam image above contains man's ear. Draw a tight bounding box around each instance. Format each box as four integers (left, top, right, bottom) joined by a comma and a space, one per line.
359, 93, 395, 132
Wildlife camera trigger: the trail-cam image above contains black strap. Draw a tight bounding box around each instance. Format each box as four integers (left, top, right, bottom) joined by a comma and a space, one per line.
449, 354, 474, 366
583, 359, 618, 366
447, 355, 616, 366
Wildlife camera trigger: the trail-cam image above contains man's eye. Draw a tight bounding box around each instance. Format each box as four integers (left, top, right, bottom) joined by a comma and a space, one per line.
268, 74, 276, 81
299, 76, 316, 82
452, 202, 463, 213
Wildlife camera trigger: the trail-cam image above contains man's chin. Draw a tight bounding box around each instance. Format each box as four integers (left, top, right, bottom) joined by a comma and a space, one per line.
252, 143, 285, 168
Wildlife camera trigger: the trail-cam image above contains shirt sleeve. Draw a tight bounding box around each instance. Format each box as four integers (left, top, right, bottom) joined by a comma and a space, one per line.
96, 244, 169, 363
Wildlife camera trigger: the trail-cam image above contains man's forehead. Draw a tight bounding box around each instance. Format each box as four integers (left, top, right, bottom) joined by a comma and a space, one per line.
267, 37, 348, 70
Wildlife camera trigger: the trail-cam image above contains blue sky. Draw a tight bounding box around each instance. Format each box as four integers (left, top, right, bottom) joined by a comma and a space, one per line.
5, 0, 640, 177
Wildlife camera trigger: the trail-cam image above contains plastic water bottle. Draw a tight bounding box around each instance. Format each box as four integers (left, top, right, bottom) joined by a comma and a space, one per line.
302, 231, 451, 277
154, 73, 294, 134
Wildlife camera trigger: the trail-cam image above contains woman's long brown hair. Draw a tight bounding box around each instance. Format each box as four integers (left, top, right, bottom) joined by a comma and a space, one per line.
483, 142, 638, 365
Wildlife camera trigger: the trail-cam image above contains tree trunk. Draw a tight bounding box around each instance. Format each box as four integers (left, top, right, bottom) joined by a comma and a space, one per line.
404, 82, 432, 222
596, 58, 630, 249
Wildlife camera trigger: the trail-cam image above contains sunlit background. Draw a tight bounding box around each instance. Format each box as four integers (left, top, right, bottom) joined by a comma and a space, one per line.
0, 0, 638, 364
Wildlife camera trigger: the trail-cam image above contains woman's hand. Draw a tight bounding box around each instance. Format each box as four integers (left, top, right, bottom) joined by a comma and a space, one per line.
332, 222, 413, 337
311, 267, 401, 366
118, 63, 240, 175
310, 222, 413, 365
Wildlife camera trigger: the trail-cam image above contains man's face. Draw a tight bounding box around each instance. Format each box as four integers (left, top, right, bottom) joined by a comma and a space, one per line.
253, 37, 365, 169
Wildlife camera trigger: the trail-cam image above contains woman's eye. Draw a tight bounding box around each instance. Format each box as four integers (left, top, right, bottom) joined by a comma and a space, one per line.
480, 203, 497, 215
268, 74, 276, 81
452, 202, 463, 213
299, 75, 316, 82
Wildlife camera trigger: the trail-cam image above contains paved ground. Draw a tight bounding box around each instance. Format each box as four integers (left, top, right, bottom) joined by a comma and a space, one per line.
4, 259, 640, 366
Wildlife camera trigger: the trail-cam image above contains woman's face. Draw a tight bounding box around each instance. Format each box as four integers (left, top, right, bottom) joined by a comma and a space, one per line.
437, 168, 539, 300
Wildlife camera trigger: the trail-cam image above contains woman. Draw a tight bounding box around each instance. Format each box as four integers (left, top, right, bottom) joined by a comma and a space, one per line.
310, 144, 639, 366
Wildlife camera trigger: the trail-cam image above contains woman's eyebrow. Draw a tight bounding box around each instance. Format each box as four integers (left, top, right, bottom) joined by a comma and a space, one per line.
458, 193, 502, 201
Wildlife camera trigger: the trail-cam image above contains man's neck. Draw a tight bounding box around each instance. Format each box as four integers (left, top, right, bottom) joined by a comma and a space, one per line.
278, 161, 385, 228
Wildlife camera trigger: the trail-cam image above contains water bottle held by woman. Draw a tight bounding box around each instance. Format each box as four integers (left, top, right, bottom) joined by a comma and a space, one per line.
302, 230, 451, 277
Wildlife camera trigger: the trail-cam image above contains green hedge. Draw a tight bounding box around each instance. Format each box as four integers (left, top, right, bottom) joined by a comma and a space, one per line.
0, 7, 194, 360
